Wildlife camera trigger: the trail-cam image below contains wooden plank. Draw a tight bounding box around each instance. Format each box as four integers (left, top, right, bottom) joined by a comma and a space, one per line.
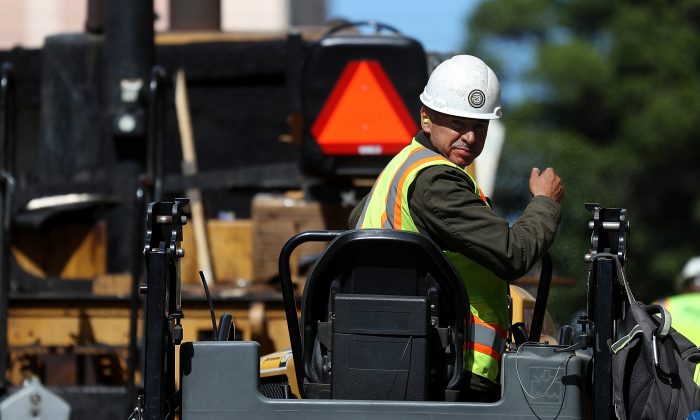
93, 273, 133, 297
175, 68, 214, 283
6, 303, 292, 384
180, 219, 253, 284
156, 31, 285, 45
251, 193, 351, 282
208, 219, 253, 282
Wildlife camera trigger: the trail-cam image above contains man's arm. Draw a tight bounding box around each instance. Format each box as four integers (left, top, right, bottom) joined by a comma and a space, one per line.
410, 166, 562, 281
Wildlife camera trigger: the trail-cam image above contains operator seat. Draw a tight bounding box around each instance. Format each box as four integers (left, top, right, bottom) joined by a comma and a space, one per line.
299, 229, 470, 401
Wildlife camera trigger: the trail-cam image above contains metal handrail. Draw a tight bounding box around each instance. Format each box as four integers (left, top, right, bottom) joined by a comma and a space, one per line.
278, 230, 343, 398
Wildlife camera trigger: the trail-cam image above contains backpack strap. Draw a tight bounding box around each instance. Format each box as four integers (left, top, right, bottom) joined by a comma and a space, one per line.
609, 305, 673, 362
594, 252, 636, 304
611, 324, 643, 354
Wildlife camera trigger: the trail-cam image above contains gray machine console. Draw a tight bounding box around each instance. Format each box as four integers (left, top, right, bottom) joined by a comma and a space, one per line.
181, 341, 590, 419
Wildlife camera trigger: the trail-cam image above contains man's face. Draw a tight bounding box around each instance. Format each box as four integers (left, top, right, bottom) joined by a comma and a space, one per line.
421, 107, 489, 169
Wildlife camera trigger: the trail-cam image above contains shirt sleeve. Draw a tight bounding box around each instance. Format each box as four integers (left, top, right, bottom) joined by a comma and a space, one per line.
409, 166, 561, 281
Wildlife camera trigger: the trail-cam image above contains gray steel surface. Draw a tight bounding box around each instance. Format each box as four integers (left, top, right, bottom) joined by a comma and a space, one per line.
182, 341, 590, 419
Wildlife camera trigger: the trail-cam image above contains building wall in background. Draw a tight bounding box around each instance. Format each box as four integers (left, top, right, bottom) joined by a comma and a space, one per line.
0, 0, 326, 49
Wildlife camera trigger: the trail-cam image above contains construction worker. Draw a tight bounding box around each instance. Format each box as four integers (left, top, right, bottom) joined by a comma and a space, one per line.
658, 257, 700, 347
349, 55, 564, 401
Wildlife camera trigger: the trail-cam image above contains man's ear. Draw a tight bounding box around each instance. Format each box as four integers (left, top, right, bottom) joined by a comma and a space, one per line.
420, 107, 431, 133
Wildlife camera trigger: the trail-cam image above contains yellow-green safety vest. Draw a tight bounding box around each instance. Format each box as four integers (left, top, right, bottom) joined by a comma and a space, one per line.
356, 138, 509, 383
658, 293, 700, 386
658, 293, 700, 347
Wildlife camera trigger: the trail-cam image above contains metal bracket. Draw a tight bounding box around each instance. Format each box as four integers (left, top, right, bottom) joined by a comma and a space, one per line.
141, 198, 189, 420
585, 203, 629, 266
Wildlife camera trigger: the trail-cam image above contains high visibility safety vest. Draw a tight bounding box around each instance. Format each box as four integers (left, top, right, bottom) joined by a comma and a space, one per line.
658, 293, 700, 386
659, 293, 700, 347
355, 138, 509, 383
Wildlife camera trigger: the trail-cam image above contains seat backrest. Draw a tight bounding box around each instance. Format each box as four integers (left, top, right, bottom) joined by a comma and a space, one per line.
300, 229, 468, 401
299, 22, 428, 177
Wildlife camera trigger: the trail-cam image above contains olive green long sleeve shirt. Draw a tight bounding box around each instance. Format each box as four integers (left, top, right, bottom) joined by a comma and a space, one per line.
349, 131, 561, 281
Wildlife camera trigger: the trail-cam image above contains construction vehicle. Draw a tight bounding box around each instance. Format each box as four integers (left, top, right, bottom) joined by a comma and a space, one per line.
0, 3, 561, 418
136, 200, 632, 419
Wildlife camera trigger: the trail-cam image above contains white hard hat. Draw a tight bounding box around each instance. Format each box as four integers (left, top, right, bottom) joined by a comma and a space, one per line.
420, 55, 502, 120
675, 256, 700, 291
681, 257, 700, 284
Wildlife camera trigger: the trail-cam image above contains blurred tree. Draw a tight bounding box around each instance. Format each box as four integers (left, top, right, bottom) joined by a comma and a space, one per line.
465, 0, 700, 323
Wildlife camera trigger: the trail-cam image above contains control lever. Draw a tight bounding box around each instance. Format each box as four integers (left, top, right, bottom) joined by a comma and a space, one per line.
556, 316, 594, 352
511, 322, 528, 346
217, 313, 234, 341
199, 270, 236, 341
558, 324, 574, 346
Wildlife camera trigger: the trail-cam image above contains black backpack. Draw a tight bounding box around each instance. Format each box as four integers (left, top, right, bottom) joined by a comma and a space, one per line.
609, 256, 700, 420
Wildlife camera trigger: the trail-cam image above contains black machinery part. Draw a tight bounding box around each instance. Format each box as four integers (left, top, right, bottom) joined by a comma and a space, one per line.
0, 62, 16, 395
278, 229, 471, 399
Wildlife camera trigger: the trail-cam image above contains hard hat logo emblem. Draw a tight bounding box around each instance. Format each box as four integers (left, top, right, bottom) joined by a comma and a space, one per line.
468, 89, 485, 108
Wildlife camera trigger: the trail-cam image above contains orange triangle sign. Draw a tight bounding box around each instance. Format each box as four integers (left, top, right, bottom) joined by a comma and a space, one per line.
311, 60, 417, 155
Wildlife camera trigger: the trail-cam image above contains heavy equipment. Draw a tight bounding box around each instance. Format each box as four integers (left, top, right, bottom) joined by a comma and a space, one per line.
0, 5, 573, 418
134, 199, 636, 419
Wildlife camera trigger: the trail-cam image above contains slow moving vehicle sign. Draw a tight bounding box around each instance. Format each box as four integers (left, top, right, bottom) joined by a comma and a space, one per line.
311, 60, 417, 155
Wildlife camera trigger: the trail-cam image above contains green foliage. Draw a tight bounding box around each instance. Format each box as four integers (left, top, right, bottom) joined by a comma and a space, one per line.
493, 124, 626, 321
469, 0, 554, 42
469, 0, 700, 324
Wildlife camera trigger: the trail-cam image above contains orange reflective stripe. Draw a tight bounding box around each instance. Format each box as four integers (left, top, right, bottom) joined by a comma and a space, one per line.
478, 189, 487, 205
472, 314, 508, 339
365, 139, 490, 230
468, 313, 507, 359
393, 156, 444, 229
383, 146, 427, 228
467, 342, 502, 361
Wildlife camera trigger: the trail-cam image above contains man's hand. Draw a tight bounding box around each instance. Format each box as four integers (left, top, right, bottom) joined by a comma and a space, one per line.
529, 168, 564, 203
